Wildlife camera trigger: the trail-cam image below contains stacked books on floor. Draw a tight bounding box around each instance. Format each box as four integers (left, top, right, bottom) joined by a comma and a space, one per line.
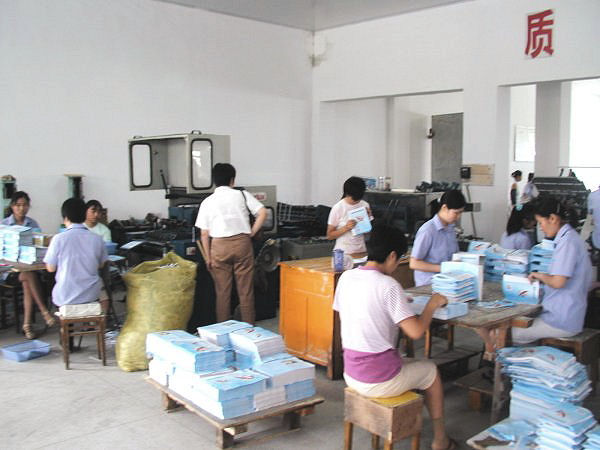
408, 295, 469, 320
529, 239, 555, 273
483, 245, 530, 282
1, 225, 33, 261
474, 346, 597, 448
146, 322, 316, 419
18, 245, 47, 264
501, 274, 541, 305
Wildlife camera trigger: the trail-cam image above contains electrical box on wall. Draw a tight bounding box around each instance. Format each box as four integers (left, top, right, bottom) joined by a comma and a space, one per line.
461, 164, 494, 186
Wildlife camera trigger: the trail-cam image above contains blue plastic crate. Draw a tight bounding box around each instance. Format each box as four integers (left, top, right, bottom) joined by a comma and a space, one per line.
2, 340, 51, 362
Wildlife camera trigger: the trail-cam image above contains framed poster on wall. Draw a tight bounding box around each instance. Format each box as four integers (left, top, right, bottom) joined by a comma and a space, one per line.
514, 125, 535, 162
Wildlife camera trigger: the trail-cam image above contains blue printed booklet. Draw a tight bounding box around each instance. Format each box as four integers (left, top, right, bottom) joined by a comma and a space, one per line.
467, 241, 492, 254
197, 320, 253, 347
170, 339, 227, 373
196, 368, 268, 401
502, 274, 541, 304
252, 355, 315, 387
440, 261, 484, 300
229, 327, 285, 358
146, 330, 200, 359
348, 206, 372, 236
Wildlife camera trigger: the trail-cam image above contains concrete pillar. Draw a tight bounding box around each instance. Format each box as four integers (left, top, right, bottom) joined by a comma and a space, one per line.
534, 81, 571, 176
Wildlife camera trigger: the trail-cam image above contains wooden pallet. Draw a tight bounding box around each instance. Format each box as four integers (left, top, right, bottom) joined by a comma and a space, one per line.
146, 377, 325, 448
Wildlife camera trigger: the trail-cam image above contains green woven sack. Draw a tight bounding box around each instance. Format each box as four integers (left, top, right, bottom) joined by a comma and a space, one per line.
116, 252, 196, 371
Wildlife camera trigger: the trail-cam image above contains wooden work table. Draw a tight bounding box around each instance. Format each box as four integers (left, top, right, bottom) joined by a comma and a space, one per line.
278, 256, 413, 380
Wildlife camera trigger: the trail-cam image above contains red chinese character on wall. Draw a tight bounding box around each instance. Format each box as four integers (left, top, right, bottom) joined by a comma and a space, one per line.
525, 9, 554, 58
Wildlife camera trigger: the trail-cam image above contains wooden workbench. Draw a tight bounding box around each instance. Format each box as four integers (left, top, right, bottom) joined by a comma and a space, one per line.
278, 256, 413, 380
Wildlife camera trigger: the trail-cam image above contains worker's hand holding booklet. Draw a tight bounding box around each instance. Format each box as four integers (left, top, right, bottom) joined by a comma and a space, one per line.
348, 207, 371, 236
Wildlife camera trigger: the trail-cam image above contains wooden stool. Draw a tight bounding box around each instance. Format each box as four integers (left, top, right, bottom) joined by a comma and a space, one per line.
344, 387, 423, 450
540, 328, 600, 395
58, 314, 107, 369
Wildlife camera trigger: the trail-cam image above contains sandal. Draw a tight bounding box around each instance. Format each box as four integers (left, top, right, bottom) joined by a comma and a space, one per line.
433, 437, 458, 450
22, 324, 35, 340
42, 310, 56, 327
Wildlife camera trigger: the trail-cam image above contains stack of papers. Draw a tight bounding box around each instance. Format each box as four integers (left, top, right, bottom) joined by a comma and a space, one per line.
252, 355, 315, 388
146, 330, 202, 359
229, 327, 286, 364
285, 379, 316, 403
148, 357, 175, 386
497, 346, 592, 423
584, 425, 600, 449
536, 404, 597, 449
2, 225, 33, 261
195, 369, 268, 401
197, 320, 252, 348
484, 245, 530, 282
431, 271, 477, 302
452, 252, 485, 265
168, 339, 227, 373
502, 274, 541, 304
18, 245, 47, 264
530, 239, 555, 273
486, 418, 537, 444
408, 295, 469, 319
253, 386, 287, 410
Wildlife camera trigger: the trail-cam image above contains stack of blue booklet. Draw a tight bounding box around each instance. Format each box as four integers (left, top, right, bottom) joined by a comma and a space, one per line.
431, 271, 477, 302
2, 225, 33, 261
229, 327, 286, 364
168, 339, 228, 373
529, 239, 555, 273
497, 346, 592, 423
467, 240, 492, 254
502, 274, 541, 304
486, 418, 536, 446
408, 295, 469, 319
285, 379, 316, 403
146, 330, 205, 359
536, 404, 597, 449
18, 245, 47, 264
584, 425, 600, 449
197, 320, 252, 348
253, 355, 315, 388
484, 245, 530, 281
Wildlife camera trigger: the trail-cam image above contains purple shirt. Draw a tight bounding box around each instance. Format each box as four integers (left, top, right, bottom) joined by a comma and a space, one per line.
343, 348, 403, 383
500, 230, 533, 250
411, 214, 458, 286
540, 224, 593, 333
44, 223, 108, 306
2, 215, 41, 231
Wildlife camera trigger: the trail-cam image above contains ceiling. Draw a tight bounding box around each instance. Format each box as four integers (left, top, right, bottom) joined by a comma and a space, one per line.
154, 0, 472, 31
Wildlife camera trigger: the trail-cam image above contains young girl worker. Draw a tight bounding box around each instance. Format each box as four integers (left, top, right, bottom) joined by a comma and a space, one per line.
1, 191, 55, 339
476, 197, 593, 357
499, 203, 536, 250
326, 176, 373, 255
409, 190, 466, 287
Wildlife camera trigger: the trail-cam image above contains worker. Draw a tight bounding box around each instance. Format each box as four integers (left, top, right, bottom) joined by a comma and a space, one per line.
500, 203, 536, 250
520, 172, 538, 204
410, 190, 466, 287
2, 191, 55, 339
84, 199, 112, 242
334, 222, 456, 450
326, 176, 372, 255
196, 163, 267, 325
510, 170, 522, 208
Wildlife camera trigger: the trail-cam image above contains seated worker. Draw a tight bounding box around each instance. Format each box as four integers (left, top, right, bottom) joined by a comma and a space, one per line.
499, 203, 536, 250
44, 198, 109, 312
410, 190, 466, 287
2, 191, 55, 339
333, 222, 455, 450
84, 199, 112, 242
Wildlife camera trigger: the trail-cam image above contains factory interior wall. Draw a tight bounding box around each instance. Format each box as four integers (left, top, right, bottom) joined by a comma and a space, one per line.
0, 0, 313, 232
311, 0, 600, 241
508, 85, 536, 202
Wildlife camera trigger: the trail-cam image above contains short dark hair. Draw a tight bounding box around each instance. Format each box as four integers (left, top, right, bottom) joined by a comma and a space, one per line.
506, 203, 534, 235
511, 170, 522, 178
343, 176, 366, 201
440, 190, 466, 210
61, 198, 86, 223
85, 199, 103, 210
533, 196, 578, 228
367, 221, 408, 263
527, 172, 534, 182
213, 163, 236, 187
10, 191, 30, 205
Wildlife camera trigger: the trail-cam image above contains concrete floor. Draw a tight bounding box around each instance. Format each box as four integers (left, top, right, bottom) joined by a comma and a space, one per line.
1, 306, 598, 450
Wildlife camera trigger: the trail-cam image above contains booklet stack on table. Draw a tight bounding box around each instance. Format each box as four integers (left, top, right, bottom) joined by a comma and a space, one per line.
484, 245, 530, 282
529, 239, 555, 273
502, 274, 541, 305
18, 245, 47, 264
431, 272, 477, 302
2, 225, 33, 261
145, 323, 316, 419
408, 295, 469, 320
584, 425, 600, 449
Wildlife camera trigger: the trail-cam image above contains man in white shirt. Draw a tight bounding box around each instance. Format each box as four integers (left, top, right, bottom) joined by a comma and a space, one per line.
195, 163, 267, 324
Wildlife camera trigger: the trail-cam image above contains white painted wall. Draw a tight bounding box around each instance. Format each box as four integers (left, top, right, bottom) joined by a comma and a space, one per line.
0, 0, 312, 232
509, 85, 536, 205
312, 0, 600, 240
